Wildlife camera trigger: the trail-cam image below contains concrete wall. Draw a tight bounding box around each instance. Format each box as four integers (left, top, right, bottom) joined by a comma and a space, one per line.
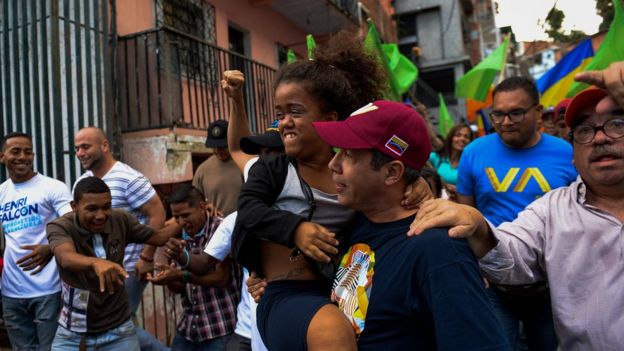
395, 0, 466, 66
122, 128, 209, 185
210, 0, 308, 68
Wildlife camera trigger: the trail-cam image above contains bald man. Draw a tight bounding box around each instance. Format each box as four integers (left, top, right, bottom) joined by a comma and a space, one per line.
73, 127, 167, 350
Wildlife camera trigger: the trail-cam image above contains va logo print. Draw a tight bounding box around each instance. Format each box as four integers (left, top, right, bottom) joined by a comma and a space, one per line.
485, 168, 552, 193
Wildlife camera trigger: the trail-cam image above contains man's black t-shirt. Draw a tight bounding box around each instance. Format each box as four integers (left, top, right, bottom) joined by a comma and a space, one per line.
332, 214, 509, 350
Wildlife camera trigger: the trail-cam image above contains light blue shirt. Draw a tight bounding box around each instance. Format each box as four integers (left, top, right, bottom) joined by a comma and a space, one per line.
429, 152, 458, 185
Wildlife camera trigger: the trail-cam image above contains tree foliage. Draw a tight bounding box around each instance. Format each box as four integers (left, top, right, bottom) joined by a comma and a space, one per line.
596, 0, 615, 32
543, 6, 587, 42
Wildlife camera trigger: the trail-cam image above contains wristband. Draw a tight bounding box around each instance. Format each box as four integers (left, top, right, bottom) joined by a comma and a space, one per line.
182, 270, 191, 284
139, 254, 154, 263
181, 249, 190, 269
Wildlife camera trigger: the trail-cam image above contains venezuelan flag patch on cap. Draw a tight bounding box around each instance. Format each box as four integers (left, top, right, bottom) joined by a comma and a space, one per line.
385, 135, 408, 156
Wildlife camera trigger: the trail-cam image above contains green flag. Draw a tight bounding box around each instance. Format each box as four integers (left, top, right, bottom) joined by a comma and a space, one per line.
438, 93, 454, 138
287, 49, 297, 63
455, 36, 510, 102
364, 20, 401, 101
306, 34, 316, 60
382, 43, 419, 95
568, 0, 624, 96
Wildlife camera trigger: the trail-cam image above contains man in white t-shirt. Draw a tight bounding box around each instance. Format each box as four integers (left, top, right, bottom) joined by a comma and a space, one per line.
74, 127, 167, 350
0, 132, 72, 350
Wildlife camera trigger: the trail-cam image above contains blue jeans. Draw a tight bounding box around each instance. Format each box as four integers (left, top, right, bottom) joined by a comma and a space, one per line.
2, 292, 61, 351
126, 274, 169, 351
126, 274, 148, 313
486, 287, 558, 351
171, 333, 231, 351
51, 318, 140, 351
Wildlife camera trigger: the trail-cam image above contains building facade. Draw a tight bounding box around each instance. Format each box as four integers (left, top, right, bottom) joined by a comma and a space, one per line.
0, 0, 395, 186
394, 0, 501, 126
0, 1, 396, 343
116, 0, 395, 190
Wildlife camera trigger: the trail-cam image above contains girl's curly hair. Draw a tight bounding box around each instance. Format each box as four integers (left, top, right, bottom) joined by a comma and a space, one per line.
274, 31, 388, 120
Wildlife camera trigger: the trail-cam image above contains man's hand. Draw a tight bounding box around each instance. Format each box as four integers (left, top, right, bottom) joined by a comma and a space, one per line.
146, 263, 183, 285
135, 257, 154, 280
90, 259, 128, 294
414, 101, 430, 119
401, 177, 434, 210
575, 61, 624, 113
221, 70, 245, 101
408, 199, 483, 237
203, 203, 224, 218
164, 237, 186, 263
293, 222, 339, 263
17, 245, 54, 275
247, 272, 267, 303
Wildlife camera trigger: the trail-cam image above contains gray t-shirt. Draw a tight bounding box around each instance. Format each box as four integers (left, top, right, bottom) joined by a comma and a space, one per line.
274, 163, 355, 278
276, 163, 354, 233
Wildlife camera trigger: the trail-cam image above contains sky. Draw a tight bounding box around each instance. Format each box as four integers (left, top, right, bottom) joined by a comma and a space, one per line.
495, 0, 603, 41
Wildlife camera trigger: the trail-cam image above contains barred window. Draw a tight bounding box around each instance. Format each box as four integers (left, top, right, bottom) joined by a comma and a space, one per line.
157, 0, 215, 43
156, 0, 218, 82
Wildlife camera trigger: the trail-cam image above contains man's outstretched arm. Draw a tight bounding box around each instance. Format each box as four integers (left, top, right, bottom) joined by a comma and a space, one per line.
52, 242, 128, 294
409, 199, 496, 258
410, 198, 549, 285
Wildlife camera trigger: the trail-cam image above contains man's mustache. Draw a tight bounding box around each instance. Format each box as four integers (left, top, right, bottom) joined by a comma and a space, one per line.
588, 145, 624, 162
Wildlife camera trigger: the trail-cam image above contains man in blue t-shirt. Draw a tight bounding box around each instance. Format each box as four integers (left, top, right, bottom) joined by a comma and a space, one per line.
310, 101, 510, 350
457, 77, 577, 349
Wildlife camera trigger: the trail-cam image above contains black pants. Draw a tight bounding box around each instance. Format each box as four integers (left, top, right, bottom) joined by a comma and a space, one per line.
225, 333, 251, 351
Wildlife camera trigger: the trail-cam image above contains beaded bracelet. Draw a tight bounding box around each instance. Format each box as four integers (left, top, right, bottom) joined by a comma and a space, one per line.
181, 248, 190, 269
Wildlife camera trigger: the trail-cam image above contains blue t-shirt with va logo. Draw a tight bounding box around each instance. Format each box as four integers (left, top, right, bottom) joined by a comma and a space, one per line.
457, 133, 577, 226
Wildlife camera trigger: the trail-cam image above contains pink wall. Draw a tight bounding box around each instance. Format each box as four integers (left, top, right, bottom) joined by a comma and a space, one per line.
115, 0, 335, 68
116, 0, 154, 36
210, 0, 308, 68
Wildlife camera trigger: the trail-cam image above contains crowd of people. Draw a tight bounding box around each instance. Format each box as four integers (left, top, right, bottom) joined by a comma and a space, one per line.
0, 30, 623, 351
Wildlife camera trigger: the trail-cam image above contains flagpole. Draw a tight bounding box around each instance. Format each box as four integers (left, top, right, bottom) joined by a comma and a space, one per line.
497, 34, 511, 84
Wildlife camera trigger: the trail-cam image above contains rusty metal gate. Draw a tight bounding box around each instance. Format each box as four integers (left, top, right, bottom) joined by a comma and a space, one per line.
0, 0, 115, 185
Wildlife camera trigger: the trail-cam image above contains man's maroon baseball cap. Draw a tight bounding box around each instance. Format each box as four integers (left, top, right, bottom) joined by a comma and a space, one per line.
313, 100, 432, 169
565, 88, 609, 127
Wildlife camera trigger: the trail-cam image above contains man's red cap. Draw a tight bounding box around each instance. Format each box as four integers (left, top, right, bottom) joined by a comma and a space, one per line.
554, 98, 572, 122
565, 88, 609, 127
313, 100, 432, 169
